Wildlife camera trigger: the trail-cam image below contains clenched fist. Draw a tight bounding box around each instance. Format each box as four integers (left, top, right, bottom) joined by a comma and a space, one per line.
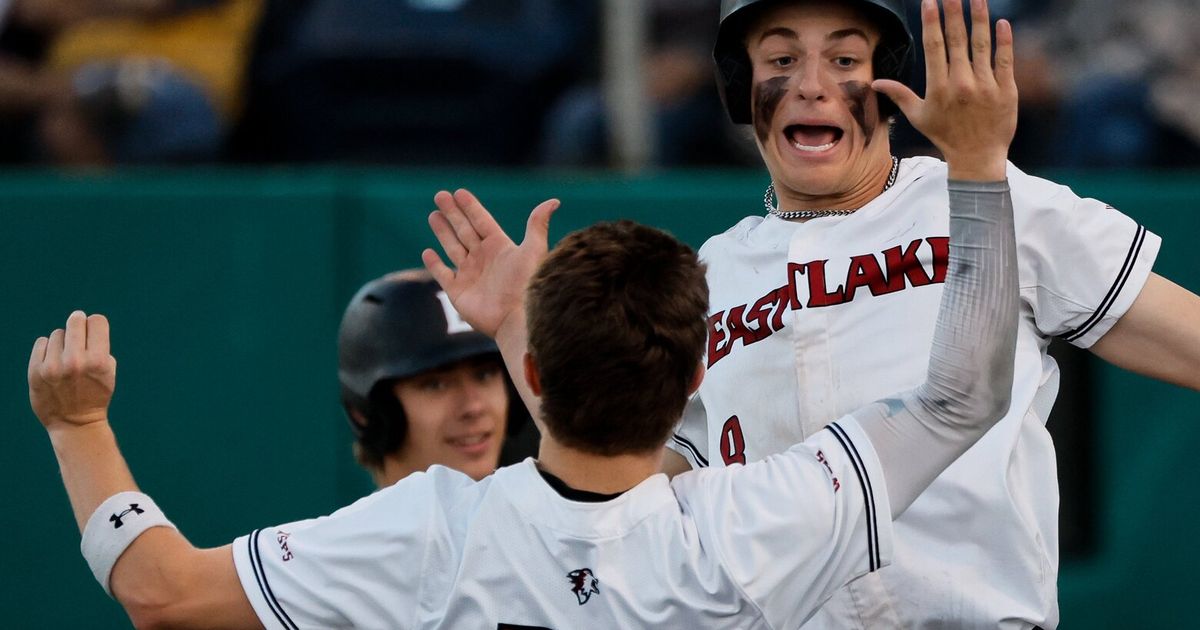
29, 310, 117, 432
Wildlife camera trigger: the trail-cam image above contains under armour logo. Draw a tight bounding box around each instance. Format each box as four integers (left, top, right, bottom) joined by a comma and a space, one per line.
566, 568, 600, 605
110, 504, 145, 529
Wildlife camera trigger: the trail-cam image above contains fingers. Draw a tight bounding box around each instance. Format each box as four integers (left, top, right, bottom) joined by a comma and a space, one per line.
942, 0, 971, 81
63, 309, 86, 359
45, 327, 65, 374
969, 0, 994, 80
871, 79, 922, 117
921, 0, 947, 86
994, 19, 1015, 90
521, 199, 560, 250
86, 314, 110, 359
452, 189, 504, 240
29, 336, 48, 381
421, 248, 456, 290
434, 190, 481, 251
429, 210, 468, 267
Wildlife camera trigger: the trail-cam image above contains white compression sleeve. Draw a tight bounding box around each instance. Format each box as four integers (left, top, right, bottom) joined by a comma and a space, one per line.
852, 179, 1018, 517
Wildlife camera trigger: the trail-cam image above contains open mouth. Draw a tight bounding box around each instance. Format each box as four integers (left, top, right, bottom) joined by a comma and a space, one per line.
448, 432, 493, 454
784, 124, 844, 153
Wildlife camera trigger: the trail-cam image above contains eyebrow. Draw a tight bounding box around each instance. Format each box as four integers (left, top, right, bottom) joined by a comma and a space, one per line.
827, 28, 871, 43
756, 26, 872, 45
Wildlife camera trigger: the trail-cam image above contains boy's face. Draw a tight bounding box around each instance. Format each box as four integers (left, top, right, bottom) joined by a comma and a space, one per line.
392, 356, 509, 481
745, 0, 890, 199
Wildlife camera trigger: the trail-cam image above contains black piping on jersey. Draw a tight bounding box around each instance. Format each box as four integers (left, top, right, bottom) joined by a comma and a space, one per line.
671, 433, 709, 468
248, 529, 300, 630
825, 422, 882, 572
1062, 224, 1146, 343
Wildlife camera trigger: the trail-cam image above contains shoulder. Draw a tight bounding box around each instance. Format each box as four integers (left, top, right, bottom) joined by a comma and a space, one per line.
699, 215, 768, 259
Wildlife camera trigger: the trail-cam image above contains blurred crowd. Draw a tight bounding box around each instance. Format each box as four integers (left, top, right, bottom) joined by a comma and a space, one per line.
0, 0, 1196, 169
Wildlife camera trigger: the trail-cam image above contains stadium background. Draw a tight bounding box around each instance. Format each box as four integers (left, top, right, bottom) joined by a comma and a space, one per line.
2, 0, 1199, 626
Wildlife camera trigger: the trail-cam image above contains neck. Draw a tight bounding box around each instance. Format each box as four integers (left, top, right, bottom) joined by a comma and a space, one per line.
774, 150, 895, 214
373, 458, 418, 488
536, 436, 662, 495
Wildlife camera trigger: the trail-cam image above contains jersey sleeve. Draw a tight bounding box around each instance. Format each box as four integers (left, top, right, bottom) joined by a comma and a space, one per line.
667, 392, 710, 469
1011, 165, 1161, 348
231, 467, 473, 630
677, 416, 893, 629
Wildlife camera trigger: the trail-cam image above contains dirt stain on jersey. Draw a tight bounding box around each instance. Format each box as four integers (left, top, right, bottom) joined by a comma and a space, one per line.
753, 76, 790, 142
840, 80, 878, 146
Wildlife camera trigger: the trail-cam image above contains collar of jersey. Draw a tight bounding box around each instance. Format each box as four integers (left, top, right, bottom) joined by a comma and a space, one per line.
496, 459, 677, 539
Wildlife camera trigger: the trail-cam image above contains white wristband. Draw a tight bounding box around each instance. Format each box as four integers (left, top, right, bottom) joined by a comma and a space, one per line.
80, 491, 176, 597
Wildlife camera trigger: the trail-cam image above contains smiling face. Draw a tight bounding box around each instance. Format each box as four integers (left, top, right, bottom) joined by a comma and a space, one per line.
390, 356, 508, 481
745, 0, 893, 206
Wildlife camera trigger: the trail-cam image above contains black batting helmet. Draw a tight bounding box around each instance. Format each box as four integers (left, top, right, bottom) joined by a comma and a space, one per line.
714, 0, 914, 123
338, 269, 527, 466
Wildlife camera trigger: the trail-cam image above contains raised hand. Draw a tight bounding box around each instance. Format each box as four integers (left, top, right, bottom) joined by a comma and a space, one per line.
422, 189, 560, 338
873, 0, 1017, 181
29, 310, 117, 432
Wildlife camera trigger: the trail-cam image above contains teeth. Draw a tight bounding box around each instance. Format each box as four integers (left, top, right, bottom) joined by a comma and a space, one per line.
452, 435, 488, 447
792, 141, 836, 152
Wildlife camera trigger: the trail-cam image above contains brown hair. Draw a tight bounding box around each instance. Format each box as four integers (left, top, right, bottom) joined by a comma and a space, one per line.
526, 220, 709, 456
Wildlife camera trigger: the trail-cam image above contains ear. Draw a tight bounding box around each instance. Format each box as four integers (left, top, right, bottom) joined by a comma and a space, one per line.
687, 362, 705, 395
523, 352, 543, 396
348, 407, 370, 431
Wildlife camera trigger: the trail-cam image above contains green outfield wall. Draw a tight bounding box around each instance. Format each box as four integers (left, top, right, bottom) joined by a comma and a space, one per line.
2, 169, 1197, 627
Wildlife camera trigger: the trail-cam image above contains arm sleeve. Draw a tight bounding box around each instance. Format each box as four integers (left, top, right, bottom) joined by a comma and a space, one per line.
667, 392, 710, 469
231, 468, 472, 629
853, 179, 1020, 517
1012, 182, 1160, 348
679, 416, 892, 629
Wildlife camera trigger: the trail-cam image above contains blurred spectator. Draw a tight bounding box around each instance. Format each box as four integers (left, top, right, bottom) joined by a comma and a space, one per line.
0, 0, 263, 166
540, 0, 746, 168
1006, 0, 1200, 168
230, 0, 593, 165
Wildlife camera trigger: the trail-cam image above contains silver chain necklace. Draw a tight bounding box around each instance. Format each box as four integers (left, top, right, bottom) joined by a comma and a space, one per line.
765, 156, 900, 220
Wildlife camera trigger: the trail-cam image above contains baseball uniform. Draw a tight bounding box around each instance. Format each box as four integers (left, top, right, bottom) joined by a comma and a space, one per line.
669, 156, 1160, 628
232, 420, 891, 630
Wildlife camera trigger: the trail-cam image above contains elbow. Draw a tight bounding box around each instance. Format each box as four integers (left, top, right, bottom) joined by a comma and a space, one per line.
117, 565, 210, 630
124, 591, 197, 630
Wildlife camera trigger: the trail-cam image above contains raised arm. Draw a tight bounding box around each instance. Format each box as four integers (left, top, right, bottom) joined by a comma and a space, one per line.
866, 0, 1020, 515
29, 311, 259, 629
422, 189, 560, 420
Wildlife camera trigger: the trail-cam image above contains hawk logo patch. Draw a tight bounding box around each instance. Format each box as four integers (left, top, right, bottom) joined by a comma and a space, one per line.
566, 568, 599, 605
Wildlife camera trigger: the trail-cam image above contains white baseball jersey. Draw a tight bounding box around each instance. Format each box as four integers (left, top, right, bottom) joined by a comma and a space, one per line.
669, 157, 1160, 629
232, 419, 891, 630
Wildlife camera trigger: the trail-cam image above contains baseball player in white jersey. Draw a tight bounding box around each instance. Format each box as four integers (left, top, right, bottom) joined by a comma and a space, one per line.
29, 10, 1024, 622
664, 0, 1200, 628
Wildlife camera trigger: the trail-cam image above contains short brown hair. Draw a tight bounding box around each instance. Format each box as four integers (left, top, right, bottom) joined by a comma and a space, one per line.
526, 220, 708, 456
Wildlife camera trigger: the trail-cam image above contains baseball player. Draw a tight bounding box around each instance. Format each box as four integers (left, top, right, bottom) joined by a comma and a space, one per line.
28, 7, 1020, 623
662, 0, 1200, 628
337, 269, 536, 486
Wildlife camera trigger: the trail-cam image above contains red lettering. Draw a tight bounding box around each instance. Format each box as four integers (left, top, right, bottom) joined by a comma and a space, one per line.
707, 311, 730, 367
726, 305, 765, 348
928, 236, 950, 284
883, 238, 933, 289
720, 416, 747, 465
843, 253, 890, 301
787, 263, 805, 310
804, 260, 846, 308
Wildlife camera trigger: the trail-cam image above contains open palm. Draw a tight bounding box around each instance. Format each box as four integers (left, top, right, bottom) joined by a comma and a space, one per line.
422, 189, 560, 337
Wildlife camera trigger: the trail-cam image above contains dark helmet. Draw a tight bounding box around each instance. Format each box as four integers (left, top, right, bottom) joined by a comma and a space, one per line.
714, 0, 914, 124
338, 270, 526, 465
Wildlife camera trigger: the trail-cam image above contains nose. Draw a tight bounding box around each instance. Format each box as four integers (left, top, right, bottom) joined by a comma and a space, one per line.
456, 378, 489, 419
794, 57, 827, 102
